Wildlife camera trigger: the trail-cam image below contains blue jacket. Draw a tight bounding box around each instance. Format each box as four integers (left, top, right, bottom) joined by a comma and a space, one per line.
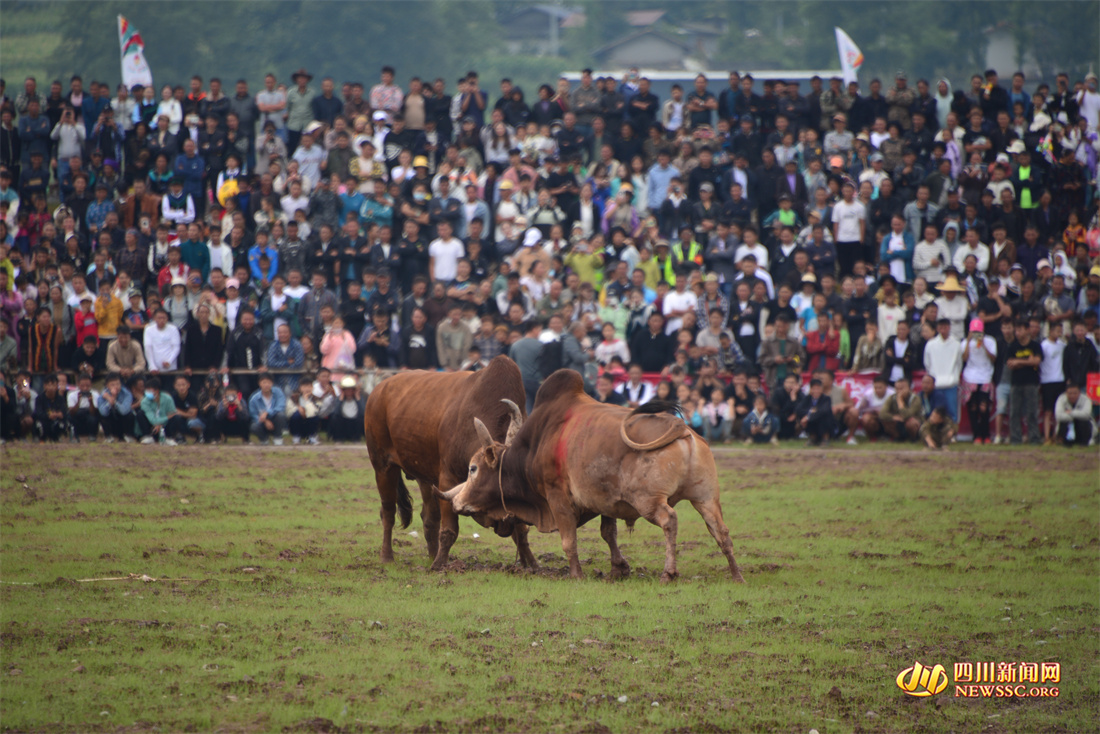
81, 96, 111, 136
248, 386, 286, 418
174, 153, 206, 198
265, 339, 305, 370
879, 229, 915, 283
96, 386, 133, 416
249, 245, 279, 282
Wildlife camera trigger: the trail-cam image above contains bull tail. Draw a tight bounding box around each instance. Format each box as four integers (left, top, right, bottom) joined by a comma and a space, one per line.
396, 474, 413, 530
620, 415, 689, 452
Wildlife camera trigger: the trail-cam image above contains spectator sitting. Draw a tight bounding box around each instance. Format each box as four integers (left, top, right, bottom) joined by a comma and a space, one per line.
851, 322, 885, 373
329, 375, 363, 442
743, 394, 780, 446
137, 376, 179, 445
796, 378, 833, 447
1054, 383, 1094, 447
880, 377, 923, 442
96, 372, 135, 443
701, 387, 731, 444
287, 377, 321, 445
67, 372, 99, 442
249, 373, 287, 445
920, 405, 957, 450
216, 383, 251, 444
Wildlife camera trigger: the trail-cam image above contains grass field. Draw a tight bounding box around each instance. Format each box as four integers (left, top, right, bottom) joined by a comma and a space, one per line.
1, 443, 1097, 733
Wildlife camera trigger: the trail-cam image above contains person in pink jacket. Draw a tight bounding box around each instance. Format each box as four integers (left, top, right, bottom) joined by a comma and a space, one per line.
319, 315, 357, 380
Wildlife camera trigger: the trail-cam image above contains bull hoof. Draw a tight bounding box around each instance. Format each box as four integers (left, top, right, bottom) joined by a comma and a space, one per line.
609, 563, 631, 580
380, 550, 394, 563
731, 570, 746, 583
429, 557, 449, 572
660, 572, 678, 584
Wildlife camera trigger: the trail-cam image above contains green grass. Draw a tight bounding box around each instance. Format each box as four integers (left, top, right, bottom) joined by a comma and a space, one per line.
1, 444, 1097, 733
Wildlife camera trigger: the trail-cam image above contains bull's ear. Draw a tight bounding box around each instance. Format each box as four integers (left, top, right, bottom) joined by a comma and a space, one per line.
473, 417, 494, 449
501, 399, 523, 445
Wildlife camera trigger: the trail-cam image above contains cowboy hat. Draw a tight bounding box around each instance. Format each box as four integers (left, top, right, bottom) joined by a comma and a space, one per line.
291, 68, 313, 82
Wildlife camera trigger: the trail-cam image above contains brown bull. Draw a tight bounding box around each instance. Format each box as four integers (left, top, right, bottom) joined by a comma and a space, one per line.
439, 370, 745, 582
363, 356, 537, 570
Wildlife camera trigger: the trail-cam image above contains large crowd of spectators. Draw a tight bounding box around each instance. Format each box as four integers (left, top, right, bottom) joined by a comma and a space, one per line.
0, 63, 1098, 448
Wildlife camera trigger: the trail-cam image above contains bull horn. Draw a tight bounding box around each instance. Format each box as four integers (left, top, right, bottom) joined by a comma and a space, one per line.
474, 417, 494, 449
438, 484, 463, 501
501, 399, 524, 445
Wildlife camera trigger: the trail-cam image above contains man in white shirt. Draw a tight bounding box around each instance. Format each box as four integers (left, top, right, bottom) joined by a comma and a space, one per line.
1054, 383, 1094, 446
831, 180, 866, 276
280, 180, 310, 218
1039, 322, 1067, 444
952, 228, 990, 273
144, 308, 182, 372
923, 318, 962, 422
208, 229, 233, 277
291, 132, 325, 184
733, 227, 769, 270
662, 270, 697, 335
428, 220, 464, 283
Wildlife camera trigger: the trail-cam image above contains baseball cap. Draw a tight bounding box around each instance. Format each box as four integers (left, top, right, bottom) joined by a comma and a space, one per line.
1036, 259, 1052, 271
340, 376, 357, 389
226, 278, 241, 289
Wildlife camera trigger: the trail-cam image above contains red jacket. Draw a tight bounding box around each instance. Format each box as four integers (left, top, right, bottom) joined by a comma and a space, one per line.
74, 308, 99, 347
805, 328, 840, 372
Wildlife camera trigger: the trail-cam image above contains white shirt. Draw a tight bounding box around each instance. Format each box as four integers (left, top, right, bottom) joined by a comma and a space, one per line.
962, 334, 997, 385
208, 241, 234, 278
67, 389, 100, 411
616, 380, 654, 405
269, 292, 289, 333
952, 243, 990, 273
923, 335, 962, 388
225, 298, 242, 331
889, 338, 910, 383
831, 200, 866, 242
280, 194, 310, 216
428, 237, 465, 282
292, 144, 326, 184
734, 243, 769, 270
144, 323, 182, 371
285, 284, 309, 299
662, 289, 697, 334
1039, 338, 1066, 384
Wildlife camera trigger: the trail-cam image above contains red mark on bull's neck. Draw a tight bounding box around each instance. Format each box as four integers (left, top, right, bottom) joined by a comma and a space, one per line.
553, 408, 574, 475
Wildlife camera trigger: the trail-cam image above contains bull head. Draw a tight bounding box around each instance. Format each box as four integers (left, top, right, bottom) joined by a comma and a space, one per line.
501, 399, 523, 445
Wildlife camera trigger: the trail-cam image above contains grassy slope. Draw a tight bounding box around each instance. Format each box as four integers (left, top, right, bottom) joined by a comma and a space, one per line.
0, 4, 65, 92
1, 445, 1097, 733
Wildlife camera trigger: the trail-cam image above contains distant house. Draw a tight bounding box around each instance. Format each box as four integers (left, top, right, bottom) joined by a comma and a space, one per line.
592, 29, 696, 70
502, 4, 584, 56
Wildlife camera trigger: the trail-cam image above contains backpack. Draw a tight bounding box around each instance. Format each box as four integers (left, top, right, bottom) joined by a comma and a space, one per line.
537, 338, 563, 380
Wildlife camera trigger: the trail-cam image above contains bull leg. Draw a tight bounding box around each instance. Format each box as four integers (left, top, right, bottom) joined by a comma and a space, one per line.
417, 481, 440, 561
376, 465, 403, 562
646, 502, 679, 583
512, 524, 540, 570
430, 472, 462, 571
600, 516, 631, 579
557, 514, 584, 579
691, 499, 746, 583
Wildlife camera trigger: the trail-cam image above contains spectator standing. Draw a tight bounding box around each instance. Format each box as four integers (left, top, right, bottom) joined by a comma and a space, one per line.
923, 317, 962, 422
1006, 320, 1042, 445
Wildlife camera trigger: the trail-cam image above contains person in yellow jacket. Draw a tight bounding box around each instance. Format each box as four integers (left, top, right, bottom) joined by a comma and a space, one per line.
652, 240, 677, 287
95, 277, 125, 341
671, 226, 704, 272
